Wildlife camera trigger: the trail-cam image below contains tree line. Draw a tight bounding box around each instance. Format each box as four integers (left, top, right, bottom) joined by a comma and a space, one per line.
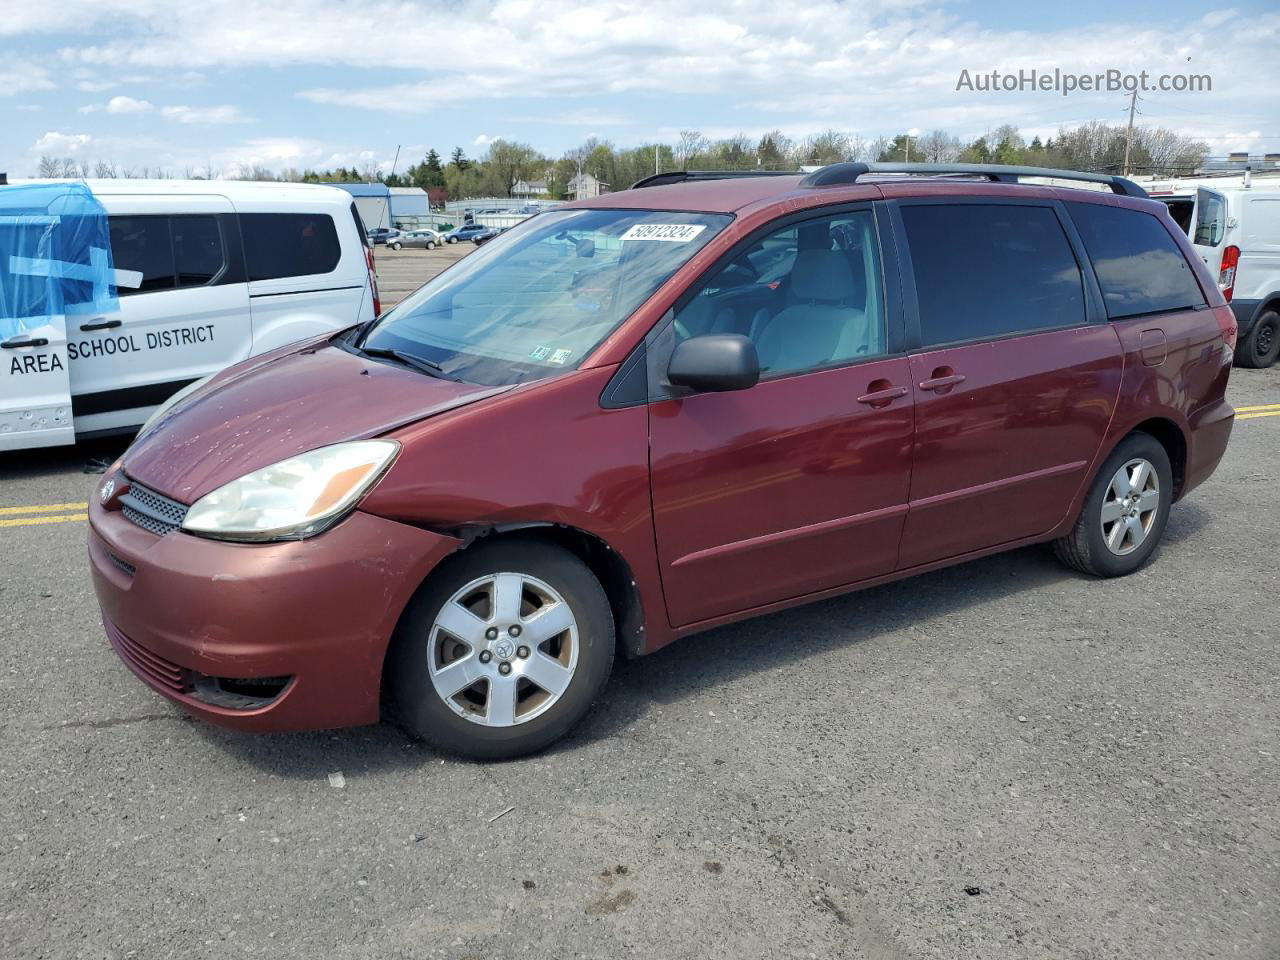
35, 121, 1209, 199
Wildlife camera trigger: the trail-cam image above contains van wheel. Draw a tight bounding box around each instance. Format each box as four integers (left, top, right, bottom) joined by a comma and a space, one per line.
386, 539, 614, 759
1236, 310, 1279, 368
1053, 432, 1173, 578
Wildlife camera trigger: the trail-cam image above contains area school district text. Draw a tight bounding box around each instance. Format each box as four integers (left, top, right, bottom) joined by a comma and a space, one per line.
6, 324, 216, 376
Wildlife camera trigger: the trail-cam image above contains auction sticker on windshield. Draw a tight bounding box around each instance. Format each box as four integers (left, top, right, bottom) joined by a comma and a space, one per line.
620, 223, 707, 242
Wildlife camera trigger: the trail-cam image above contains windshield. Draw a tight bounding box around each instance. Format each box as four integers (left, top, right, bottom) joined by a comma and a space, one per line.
360, 208, 730, 385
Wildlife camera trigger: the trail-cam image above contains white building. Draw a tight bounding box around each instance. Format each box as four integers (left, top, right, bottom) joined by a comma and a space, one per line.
566, 173, 609, 201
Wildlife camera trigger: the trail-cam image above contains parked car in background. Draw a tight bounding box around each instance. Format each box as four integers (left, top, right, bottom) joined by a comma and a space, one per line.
1, 179, 379, 450
1149, 177, 1280, 368
444, 223, 494, 244
89, 163, 1234, 759
471, 226, 503, 246
388, 229, 443, 251
366, 227, 401, 246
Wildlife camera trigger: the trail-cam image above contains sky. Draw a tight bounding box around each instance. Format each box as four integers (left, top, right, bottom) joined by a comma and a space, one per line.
2, 0, 1278, 179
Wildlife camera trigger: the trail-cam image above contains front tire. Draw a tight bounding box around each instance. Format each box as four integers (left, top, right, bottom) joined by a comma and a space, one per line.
386, 539, 615, 759
389, 241, 402, 250
1053, 432, 1172, 577
447, 236, 457, 244
1236, 310, 1279, 369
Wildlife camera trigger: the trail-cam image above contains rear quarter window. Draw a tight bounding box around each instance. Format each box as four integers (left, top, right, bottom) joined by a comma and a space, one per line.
240, 212, 341, 281
1067, 202, 1205, 319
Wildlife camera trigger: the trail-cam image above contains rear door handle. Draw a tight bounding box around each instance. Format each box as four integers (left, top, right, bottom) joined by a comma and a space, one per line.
79, 318, 122, 332
919, 373, 966, 392
856, 385, 909, 407
1, 337, 49, 349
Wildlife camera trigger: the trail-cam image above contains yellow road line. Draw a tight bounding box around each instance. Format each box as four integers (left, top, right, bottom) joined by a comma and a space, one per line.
0, 501, 89, 516
1237, 409, 1280, 421
1236, 403, 1280, 413
0, 512, 87, 529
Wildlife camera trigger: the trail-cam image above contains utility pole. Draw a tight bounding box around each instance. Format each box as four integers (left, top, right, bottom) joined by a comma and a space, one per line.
1122, 90, 1138, 176
904, 134, 911, 163
655, 143, 660, 176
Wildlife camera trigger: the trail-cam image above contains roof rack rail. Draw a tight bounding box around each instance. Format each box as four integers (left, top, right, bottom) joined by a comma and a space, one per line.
630, 170, 798, 190
798, 162, 1147, 198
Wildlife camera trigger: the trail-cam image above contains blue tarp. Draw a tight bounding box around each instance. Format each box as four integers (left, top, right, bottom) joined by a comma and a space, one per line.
0, 182, 119, 339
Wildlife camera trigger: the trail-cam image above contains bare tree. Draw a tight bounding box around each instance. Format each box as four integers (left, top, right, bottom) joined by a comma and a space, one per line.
916, 129, 962, 163
37, 155, 60, 177
675, 130, 709, 168
94, 160, 118, 178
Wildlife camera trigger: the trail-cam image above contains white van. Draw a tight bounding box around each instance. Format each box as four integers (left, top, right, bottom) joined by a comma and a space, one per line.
1, 179, 379, 451
1148, 174, 1280, 368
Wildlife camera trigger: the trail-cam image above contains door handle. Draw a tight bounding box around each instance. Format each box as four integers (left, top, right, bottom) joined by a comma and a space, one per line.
919, 369, 966, 393
79, 318, 122, 332
856, 384, 909, 407
1, 337, 49, 349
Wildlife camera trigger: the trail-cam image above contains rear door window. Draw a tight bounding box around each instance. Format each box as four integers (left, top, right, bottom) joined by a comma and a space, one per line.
109, 216, 177, 295
239, 213, 341, 281
1193, 192, 1226, 246
900, 203, 1086, 347
171, 215, 226, 286
1067, 202, 1206, 318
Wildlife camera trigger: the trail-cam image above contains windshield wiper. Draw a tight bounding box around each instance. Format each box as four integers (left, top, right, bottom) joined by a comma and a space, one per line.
359, 345, 460, 381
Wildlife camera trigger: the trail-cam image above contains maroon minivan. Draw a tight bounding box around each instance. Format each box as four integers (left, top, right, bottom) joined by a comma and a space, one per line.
88, 163, 1237, 758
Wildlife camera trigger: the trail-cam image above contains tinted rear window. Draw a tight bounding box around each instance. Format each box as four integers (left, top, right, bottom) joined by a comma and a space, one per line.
1067, 202, 1205, 319
172, 215, 225, 286
900, 204, 1086, 346
240, 213, 341, 281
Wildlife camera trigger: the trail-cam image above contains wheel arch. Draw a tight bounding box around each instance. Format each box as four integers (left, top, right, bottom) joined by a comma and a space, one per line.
439, 523, 647, 659
1120, 417, 1188, 501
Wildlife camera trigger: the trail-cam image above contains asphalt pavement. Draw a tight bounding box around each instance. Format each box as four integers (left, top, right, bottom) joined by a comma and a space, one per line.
2, 273, 1277, 958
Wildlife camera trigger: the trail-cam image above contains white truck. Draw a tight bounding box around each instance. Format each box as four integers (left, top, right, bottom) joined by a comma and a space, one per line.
1, 179, 380, 451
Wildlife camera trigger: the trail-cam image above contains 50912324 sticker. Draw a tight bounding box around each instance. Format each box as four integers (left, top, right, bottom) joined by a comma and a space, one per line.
620, 223, 707, 243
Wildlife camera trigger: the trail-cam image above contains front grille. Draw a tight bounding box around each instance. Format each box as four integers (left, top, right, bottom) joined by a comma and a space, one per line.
120, 480, 189, 536
105, 620, 192, 695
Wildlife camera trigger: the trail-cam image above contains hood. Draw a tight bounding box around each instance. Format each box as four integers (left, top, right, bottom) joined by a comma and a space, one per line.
124, 340, 509, 503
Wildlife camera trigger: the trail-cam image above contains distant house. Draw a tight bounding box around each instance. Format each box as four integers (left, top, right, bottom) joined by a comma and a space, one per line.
566, 173, 609, 201
511, 179, 548, 198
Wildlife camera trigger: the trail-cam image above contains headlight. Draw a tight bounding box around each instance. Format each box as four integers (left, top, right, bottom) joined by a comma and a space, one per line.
181, 440, 399, 542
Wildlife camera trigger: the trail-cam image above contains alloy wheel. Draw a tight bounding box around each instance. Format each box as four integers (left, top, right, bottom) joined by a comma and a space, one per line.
427, 572, 579, 726
1100, 458, 1160, 556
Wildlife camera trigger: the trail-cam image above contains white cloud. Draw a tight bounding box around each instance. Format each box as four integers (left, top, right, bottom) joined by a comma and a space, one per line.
32, 131, 93, 155
0, 61, 55, 96
473, 134, 502, 147
106, 95, 154, 113
16, 104, 43, 112
159, 104, 246, 124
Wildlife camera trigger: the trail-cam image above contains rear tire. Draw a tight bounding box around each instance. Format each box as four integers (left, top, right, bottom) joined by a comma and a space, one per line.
386, 539, 615, 759
447, 236, 457, 244
1236, 310, 1279, 369
1052, 432, 1173, 578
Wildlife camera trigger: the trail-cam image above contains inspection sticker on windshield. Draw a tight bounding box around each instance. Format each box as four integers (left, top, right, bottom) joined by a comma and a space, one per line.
621, 223, 707, 243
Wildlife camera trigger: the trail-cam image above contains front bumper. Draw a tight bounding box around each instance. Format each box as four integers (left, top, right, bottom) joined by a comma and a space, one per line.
88, 496, 459, 732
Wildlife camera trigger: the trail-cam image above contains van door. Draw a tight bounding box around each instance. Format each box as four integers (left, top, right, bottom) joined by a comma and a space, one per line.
0, 214, 75, 450
1190, 187, 1228, 279
69, 194, 251, 435
891, 200, 1123, 569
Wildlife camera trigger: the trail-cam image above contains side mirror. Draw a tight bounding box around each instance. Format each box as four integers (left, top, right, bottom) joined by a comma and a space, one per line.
667, 334, 760, 393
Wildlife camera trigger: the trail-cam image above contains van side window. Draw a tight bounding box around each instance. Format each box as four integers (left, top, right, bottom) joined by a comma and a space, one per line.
172, 215, 226, 287
109, 216, 177, 296
1067, 202, 1206, 319
1193, 194, 1225, 246
900, 204, 1085, 346
109, 215, 227, 296
673, 210, 886, 377
240, 213, 341, 281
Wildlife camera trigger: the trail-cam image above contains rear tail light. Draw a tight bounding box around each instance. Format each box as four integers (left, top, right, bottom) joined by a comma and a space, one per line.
1217, 245, 1240, 302
365, 246, 381, 317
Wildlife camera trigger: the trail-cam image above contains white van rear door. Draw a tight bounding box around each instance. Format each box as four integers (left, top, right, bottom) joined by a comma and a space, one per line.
0, 215, 74, 451
1191, 187, 1229, 278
